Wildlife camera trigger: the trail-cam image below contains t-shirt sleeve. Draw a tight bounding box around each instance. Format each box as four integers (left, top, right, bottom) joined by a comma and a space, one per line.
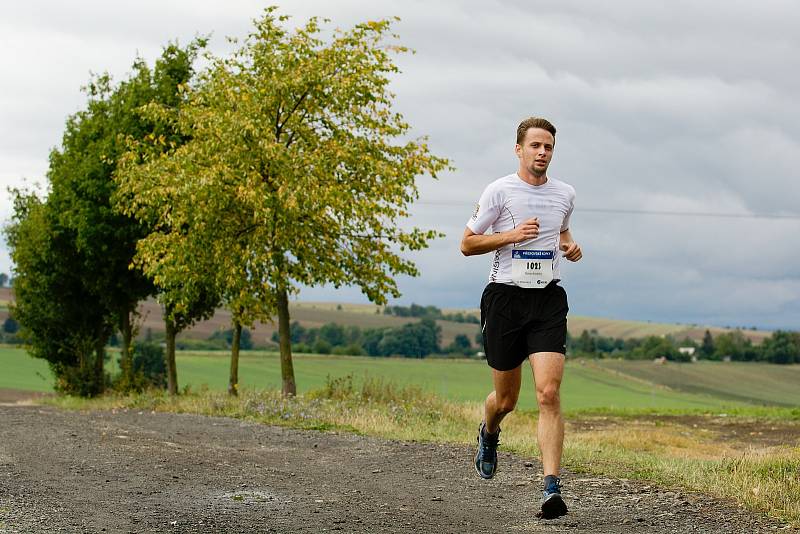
466, 185, 501, 234
560, 187, 575, 232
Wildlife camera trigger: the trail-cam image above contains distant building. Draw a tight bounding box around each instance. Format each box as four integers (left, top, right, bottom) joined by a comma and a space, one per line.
678, 347, 696, 356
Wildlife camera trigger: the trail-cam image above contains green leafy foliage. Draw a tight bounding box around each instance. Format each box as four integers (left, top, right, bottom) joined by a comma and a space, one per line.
131, 342, 168, 388
114, 341, 167, 392
712, 330, 759, 361
4, 41, 206, 396
383, 303, 480, 324
700, 329, 715, 357
115, 8, 450, 393
2, 317, 18, 334
209, 328, 253, 350
5, 191, 110, 395
760, 331, 800, 364
274, 319, 442, 357
445, 334, 474, 355
569, 328, 798, 364
0, 316, 21, 344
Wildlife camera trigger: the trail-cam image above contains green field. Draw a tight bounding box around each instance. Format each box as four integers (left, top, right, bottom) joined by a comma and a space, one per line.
6, 346, 798, 411
593, 359, 800, 407
0, 347, 54, 392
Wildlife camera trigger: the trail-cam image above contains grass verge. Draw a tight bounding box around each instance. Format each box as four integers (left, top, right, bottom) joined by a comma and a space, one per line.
45, 377, 799, 528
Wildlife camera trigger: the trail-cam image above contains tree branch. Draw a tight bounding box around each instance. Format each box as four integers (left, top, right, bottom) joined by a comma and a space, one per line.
235, 223, 259, 239
274, 102, 282, 140
276, 89, 310, 141
284, 109, 310, 147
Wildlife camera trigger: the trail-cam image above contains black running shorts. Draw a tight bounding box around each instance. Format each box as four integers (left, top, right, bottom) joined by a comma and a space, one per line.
480, 282, 568, 371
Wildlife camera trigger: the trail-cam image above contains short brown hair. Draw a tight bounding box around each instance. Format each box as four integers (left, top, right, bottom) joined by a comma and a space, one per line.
516, 117, 556, 145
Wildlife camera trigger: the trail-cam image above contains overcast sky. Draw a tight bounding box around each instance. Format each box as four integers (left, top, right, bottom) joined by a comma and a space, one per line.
2, 1, 799, 330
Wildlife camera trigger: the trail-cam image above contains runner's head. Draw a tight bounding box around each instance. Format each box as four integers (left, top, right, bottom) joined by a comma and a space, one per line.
515, 117, 556, 178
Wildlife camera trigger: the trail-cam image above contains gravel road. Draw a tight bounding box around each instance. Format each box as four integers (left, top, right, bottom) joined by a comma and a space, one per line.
0, 404, 792, 533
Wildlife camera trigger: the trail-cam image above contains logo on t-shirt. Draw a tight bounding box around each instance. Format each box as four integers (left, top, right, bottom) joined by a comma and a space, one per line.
471, 203, 480, 220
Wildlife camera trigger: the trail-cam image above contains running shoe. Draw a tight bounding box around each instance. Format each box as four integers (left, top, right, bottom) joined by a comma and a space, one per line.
474, 422, 500, 479
539, 475, 568, 519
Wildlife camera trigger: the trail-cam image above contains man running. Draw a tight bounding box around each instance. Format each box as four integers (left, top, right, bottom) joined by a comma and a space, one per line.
460, 116, 581, 519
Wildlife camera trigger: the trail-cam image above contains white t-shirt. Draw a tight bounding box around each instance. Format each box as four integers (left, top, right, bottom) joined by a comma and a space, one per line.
466, 173, 575, 286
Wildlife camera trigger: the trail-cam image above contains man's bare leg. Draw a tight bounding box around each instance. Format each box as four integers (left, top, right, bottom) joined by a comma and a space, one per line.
484, 365, 522, 433
475, 364, 523, 479
530, 352, 565, 476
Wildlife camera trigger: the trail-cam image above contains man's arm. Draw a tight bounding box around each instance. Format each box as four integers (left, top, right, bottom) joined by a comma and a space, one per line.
558, 229, 582, 262
460, 218, 540, 256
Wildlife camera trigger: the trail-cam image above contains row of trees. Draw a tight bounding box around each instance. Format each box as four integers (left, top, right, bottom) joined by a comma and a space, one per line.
383, 303, 480, 324
270, 319, 478, 358
569, 329, 800, 364
4, 8, 448, 397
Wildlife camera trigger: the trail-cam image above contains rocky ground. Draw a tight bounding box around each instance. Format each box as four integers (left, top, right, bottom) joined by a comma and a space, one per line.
0, 399, 794, 533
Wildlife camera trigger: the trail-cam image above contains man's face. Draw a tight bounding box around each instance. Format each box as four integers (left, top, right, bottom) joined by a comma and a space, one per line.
515, 127, 555, 177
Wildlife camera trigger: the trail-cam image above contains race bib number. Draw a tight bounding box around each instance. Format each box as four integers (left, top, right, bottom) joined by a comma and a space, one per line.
511, 249, 554, 288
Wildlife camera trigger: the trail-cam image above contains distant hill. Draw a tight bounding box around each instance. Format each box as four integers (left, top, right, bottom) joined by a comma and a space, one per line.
0, 287, 771, 348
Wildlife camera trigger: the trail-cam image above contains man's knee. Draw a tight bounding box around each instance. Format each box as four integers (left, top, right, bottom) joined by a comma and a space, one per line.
495, 393, 518, 415
536, 383, 561, 410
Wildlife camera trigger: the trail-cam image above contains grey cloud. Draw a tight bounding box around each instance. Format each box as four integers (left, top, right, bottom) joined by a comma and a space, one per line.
1, 0, 798, 329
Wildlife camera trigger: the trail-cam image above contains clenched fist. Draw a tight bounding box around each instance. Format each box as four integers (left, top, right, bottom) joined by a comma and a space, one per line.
560, 242, 582, 262
510, 218, 540, 244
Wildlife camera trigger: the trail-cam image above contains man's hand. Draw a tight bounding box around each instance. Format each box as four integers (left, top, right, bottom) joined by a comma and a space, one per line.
560, 242, 582, 262
461, 218, 540, 256
509, 218, 539, 244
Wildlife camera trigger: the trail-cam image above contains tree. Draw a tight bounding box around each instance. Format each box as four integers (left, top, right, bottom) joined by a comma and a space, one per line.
362, 328, 387, 356
376, 319, 441, 357
447, 333, 473, 354
2, 317, 18, 334
631, 335, 683, 361
5, 192, 110, 395
125, 243, 220, 396
319, 323, 347, 347
713, 330, 756, 361
576, 330, 597, 354
115, 341, 167, 391
700, 329, 715, 358
5, 41, 207, 397
115, 9, 449, 396
760, 331, 800, 364
161, 290, 220, 395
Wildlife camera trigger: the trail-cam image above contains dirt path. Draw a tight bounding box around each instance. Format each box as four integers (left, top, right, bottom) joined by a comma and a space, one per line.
0, 405, 791, 533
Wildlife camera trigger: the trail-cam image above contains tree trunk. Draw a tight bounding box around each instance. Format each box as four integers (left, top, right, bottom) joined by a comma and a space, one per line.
120, 309, 133, 382
228, 320, 241, 396
94, 336, 105, 396
277, 288, 296, 396
165, 317, 178, 396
